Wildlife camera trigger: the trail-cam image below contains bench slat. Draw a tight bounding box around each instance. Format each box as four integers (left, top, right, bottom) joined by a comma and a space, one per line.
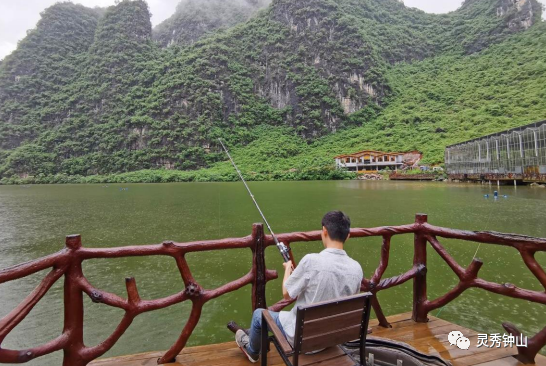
301, 325, 361, 353
302, 294, 368, 322
302, 309, 363, 337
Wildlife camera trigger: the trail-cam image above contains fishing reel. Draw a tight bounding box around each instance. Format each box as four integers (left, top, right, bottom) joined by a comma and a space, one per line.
277, 241, 292, 263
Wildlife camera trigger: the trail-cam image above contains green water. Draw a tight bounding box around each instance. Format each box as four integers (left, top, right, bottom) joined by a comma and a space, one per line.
0, 181, 545, 365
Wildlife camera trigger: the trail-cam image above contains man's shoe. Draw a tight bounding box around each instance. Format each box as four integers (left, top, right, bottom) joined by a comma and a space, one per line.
235, 329, 259, 363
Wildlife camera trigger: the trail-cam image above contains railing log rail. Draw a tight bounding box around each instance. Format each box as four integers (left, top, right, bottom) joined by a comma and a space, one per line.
0, 214, 545, 365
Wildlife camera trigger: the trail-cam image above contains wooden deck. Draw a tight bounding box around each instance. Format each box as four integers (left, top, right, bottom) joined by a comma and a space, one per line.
90, 312, 546, 366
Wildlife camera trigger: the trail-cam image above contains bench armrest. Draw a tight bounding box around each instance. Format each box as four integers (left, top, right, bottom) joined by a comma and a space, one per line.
262, 310, 293, 355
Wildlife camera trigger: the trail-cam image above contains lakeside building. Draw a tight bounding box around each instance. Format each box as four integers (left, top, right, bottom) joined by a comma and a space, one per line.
334, 150, 422, 173
445, 120, 546, 183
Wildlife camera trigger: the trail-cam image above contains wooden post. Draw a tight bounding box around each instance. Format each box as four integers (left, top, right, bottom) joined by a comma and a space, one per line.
251, 224, 267, 311
62, 235, 86, 366
412, 214, 429, 323
65, 234, 82, 250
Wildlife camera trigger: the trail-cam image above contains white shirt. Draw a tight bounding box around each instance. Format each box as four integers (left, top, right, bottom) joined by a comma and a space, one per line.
278, 248, 364, 345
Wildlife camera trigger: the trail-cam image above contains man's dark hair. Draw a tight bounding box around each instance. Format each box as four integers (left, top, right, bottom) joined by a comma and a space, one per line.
321, 211, 351, 243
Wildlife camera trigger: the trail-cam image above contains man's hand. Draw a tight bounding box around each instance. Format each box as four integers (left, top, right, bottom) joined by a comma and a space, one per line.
282, 260, 294, 274
282, 260, 295, 301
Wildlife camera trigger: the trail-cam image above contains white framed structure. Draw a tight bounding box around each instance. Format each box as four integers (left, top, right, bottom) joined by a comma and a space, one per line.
445, 120, 546, 182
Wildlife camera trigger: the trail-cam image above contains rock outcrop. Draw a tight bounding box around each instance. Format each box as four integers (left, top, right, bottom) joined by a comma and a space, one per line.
497, 0, 537, 30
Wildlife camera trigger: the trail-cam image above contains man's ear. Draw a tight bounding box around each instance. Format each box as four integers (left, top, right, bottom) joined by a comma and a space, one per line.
322, 226, 328, 237
346, 233, 351, 240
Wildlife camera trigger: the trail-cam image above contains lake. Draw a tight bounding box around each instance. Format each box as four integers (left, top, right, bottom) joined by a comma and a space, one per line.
0, 181, 545, 365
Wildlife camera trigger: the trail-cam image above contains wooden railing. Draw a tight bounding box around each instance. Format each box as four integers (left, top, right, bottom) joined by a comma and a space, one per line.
0, 214, 545, 365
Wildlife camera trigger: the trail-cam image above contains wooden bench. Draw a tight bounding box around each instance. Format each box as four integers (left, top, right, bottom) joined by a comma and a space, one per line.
261, 292, 372, 366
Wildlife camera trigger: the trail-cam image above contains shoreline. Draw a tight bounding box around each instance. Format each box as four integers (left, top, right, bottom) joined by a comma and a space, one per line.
14, 169, 542, 186
0, 167, 358, 185
4, 172, 544, 186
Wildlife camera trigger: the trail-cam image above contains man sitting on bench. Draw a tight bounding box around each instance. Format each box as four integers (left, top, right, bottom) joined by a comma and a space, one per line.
235, 211, 364, 363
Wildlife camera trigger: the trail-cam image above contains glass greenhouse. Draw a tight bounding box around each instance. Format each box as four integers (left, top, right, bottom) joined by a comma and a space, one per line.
445, 120, 546, 182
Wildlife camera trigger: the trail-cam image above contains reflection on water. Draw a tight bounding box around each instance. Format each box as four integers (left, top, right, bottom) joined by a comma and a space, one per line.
0, 181, 545, 365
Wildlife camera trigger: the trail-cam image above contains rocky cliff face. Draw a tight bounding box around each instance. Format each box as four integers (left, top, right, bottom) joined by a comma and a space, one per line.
497, 0, 537, 30
254, 0, 386, 134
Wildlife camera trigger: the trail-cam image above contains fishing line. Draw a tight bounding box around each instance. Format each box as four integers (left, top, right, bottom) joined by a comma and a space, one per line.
472, 189, 499, 259
435, 187, 500, 318
218, 138, 291, 263
472, 243, 482, 260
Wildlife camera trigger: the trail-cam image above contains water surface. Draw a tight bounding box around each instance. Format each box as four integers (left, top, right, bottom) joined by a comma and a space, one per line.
0, 181, 545, 365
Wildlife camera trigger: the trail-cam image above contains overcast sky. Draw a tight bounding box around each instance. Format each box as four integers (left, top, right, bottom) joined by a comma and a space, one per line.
1, 0, 545, 60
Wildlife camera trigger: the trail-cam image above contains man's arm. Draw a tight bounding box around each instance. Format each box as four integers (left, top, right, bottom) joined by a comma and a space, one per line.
282, 256, 310, 301
282, 261, 295, 300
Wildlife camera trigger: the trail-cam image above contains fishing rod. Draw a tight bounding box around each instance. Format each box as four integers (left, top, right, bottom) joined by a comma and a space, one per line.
218, 138, 292, 263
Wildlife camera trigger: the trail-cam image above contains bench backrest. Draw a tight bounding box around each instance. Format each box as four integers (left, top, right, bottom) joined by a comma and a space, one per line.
292, 292, 372, 361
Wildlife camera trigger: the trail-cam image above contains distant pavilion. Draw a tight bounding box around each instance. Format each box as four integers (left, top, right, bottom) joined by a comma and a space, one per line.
334, 150, 421, 173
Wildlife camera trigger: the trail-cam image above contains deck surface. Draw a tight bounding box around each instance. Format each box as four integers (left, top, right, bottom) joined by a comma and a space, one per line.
90, 312, 546, 366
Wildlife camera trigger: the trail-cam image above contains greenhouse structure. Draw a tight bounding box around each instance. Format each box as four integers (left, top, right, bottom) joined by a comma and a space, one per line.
445, 120, 546, 183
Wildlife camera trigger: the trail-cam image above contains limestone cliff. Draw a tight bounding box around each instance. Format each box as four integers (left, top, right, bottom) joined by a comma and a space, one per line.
0, 0, 542, 177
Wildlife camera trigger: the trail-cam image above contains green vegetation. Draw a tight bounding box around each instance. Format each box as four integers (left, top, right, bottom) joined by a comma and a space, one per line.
399, 169, 432, 176
0, 0, 544, 184
0, 165, 355, 185
0, 126, 356, 184
326, 19, 546, 164
0, 3, 101, 150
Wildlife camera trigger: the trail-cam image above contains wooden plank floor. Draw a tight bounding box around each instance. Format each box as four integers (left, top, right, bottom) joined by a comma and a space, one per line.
90, 312, 546, 366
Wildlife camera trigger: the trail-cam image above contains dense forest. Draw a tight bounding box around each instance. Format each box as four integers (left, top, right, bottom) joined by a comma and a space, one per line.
0, 0, 544, 184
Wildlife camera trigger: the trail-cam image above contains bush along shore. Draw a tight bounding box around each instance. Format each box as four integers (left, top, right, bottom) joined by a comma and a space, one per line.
0, 166, 356, 185
0, 166, 449, 185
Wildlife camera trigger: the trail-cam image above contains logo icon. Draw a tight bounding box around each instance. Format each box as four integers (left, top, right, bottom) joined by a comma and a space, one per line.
457, 336, 471, 350
448, 331, 470, 350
